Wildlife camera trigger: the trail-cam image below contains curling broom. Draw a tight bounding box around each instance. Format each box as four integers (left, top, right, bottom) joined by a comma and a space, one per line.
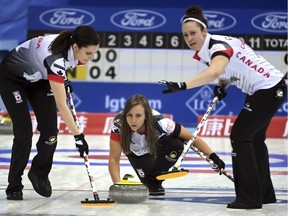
66, 89, 114, 206
156, 96, 219, 180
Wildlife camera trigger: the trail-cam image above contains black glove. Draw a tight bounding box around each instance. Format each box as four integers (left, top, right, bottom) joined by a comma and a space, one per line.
64, 79, 73, 93
208, 153, 225, 174
74, 133, 89, 157
213, 85, 227, 101
158, 80, 187, 94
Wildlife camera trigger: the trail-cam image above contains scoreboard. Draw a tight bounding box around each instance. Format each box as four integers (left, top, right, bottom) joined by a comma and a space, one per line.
86, 32, 287, 83
28, 30, 287, 83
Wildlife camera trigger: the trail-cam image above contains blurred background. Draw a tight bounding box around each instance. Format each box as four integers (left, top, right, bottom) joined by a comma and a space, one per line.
0, 0, 287, 138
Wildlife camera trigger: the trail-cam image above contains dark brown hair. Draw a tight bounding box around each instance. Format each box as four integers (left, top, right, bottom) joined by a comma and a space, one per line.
49, 25, 100, 60
120, 94, 158, 155
182, 6, 208, 30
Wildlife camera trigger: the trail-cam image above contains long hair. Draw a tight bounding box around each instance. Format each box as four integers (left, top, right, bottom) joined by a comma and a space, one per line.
182, 6, 208, 30
49, 25, 100, 60
120, 95, 158, 155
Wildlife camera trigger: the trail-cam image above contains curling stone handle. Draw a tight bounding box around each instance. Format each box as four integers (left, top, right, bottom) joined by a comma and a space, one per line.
122, 174, 134, 180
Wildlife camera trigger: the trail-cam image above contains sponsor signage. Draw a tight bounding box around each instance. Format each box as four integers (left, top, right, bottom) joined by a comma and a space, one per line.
251, 12, 287, 33
198, 115, 288, 139
3, 112, 283, 138
110, 9, 167, 30
204, 11, 237, 32
2, 112, 284, 138
60, 82, 287, 127
39, 8, 95, 29
28, 6, 287, 35
0, 112, 171, 135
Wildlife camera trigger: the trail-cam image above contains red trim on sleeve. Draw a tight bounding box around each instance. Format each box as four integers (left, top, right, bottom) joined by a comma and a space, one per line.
193, 51, 201, 61
110, 133, 121, 141
211, 48, 233, 60
48, 74, 65, 83
221, 47, 234, 58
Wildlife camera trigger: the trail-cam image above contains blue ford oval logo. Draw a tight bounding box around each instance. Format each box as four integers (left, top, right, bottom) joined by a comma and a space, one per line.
111, 9, 166, 30
205, 11, 236, 32
251, 12, 287, 33
40, 8, 95, 29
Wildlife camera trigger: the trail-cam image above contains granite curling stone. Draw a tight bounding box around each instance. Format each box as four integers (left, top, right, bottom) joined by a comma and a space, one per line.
109, 174, 149, 203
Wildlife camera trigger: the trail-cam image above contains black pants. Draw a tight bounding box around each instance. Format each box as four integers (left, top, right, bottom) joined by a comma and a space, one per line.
230, 79, 287, 205
126, 135, 184, 188
0, 75, 58, 194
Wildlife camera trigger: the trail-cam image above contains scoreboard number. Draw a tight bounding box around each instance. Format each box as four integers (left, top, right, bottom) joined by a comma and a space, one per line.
87, 49, 117, 80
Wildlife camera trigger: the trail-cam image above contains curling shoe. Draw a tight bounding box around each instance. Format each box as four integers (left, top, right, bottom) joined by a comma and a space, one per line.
28, 170, 52, 197
227, 201, 262, 209
149, 186, 165, 196
6, 191, 23, 200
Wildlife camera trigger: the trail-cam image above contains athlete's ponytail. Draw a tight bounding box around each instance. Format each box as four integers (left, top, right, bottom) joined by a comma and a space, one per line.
49, 30, 72, 60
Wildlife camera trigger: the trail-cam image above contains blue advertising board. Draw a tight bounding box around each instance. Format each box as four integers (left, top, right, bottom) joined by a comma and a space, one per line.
27, 6, 287, 35
70, 82, 287, 127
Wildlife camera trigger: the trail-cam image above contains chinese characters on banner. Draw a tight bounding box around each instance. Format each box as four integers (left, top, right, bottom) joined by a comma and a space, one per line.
1, 112, 285, 138
198, 115, 287, 138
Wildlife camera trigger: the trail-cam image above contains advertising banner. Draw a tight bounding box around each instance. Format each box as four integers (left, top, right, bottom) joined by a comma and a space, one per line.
1, 112, 285, 138
64, 82, 287, 127
198, 115, 287, 139
28, 6, 287, 35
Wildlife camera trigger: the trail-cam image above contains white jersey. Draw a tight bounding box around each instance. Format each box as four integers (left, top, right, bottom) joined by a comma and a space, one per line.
1, 34, 78, 83
110, 109, 177, 156
193, 33, 284, 95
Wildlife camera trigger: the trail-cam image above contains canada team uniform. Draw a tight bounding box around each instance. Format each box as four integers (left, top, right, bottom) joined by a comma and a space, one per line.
1, 34, 77, 82
193, 33, 284, 95
110, 109, 184, 188
0, 34, 76, 194
194, 33, 287, 205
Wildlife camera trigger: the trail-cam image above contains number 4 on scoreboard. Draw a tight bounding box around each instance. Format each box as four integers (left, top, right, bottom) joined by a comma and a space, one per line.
106, 66, 116, 79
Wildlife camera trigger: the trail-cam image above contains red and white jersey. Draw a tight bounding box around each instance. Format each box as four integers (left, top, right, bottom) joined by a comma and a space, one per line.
1, 34, 78, 83
194, 33, 284, 95
110, 109, 177, 156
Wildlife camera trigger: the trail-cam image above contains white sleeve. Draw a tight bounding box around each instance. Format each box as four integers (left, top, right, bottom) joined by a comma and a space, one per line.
157, 118, 176, 135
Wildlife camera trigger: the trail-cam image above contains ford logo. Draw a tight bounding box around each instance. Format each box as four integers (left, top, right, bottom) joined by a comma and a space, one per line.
205, 11, 236, 32
40, 8, 95, 29
111, 9, 166, 30
251, 12, 287, 33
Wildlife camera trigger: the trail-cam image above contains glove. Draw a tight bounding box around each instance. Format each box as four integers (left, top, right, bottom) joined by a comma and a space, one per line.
74, 133, 89, 157
158, 80, 187, 94
64, 79, 73, 93
213, 85, 227, 101
208, 153, 225, 174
